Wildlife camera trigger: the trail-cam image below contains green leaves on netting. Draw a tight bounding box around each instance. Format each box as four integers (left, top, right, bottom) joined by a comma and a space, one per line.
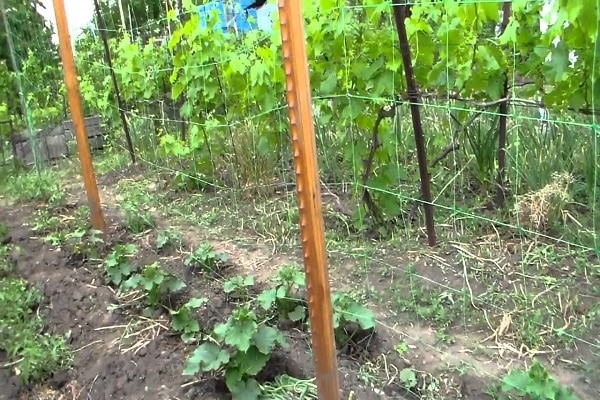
66, 0, 600, 230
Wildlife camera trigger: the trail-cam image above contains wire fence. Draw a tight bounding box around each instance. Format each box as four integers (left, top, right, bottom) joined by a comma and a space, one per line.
2, 0, 599, 399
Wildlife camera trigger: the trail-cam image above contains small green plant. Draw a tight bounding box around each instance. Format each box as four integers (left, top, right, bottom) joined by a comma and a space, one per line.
47, 188, 67, 208
223, 275, 254, 299
170, 297, 208, 343
399, 368, 418, 391
499, 359, 580, 400
184, 243, 228, 274
32, 208, 61, 234
65, 228, 104, 259
122, 198, 156, 233
117, 184, 156, 234
257, 265, 307, 322
183, 305, 288, 400
125, 262, 186, 309
331, 292, 376, 341
103, 243, 138, 286
0, 278, 72, 384
155, 228, 183, 252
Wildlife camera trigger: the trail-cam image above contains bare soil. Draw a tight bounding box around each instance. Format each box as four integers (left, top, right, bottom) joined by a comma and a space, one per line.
0, 202, 411, 400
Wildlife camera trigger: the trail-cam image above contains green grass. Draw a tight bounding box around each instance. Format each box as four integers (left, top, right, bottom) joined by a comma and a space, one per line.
0, 239, 72, 384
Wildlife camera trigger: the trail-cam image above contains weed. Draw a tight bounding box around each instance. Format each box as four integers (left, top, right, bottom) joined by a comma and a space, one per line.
117, 182, 156, 233
1, 169, 60, 204
0, 278, 72, 384
395, 265, 466, 344
32, 208, 61, 234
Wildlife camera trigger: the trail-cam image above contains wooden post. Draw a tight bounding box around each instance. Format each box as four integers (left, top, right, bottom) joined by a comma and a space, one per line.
278, 1, 340, 399
53, 0, 106, 232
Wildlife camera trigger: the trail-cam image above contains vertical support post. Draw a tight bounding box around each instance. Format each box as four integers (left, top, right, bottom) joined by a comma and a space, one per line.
278, 1, 340, 399
53, 0, 106, 232
391, 1, 437, 247
92, 0, 136, 164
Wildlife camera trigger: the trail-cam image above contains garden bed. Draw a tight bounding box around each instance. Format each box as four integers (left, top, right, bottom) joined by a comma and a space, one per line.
0, 201, 411, 399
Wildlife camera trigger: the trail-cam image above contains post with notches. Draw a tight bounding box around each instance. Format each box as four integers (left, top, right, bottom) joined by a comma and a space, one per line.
53, 0, 106, 233
277, 1, 340, 399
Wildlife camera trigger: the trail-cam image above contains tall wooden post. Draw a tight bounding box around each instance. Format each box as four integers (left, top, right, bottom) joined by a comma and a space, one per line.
278, 1, 340, 399
53, 0, 106, 232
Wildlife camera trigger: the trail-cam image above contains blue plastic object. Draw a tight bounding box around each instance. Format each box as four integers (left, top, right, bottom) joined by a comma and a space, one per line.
197, 0, 260, 34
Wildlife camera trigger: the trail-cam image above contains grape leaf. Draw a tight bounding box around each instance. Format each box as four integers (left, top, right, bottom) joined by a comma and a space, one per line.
544, 42, 570, 82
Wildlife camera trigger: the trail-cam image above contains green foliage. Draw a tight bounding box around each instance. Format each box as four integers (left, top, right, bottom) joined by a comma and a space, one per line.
184, 243, 229, 274
170, 297, 207, 343
89, 0, 168, 40
67, 0, 599, 239
257, 265, 307, 323
0, 0, 60, 120
155, 228, 183, 252
183, 305, 288, 400
224, 275, 255, 300
33, 204, 104, 259
1, 169, 62, 204
64, 228, 105, 260
0, 241, 13, 277
103, 243, 138, 286
120, 194, 156, 234
0, 277, 72, 384
124, 261, 186, 308
499, 359, 580, 400
331, 292, 376, 334
32, 207, 61, 234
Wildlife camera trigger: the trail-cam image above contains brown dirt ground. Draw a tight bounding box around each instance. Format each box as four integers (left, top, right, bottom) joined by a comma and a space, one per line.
2, 160, 598, 400
0, 201, 413, 400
